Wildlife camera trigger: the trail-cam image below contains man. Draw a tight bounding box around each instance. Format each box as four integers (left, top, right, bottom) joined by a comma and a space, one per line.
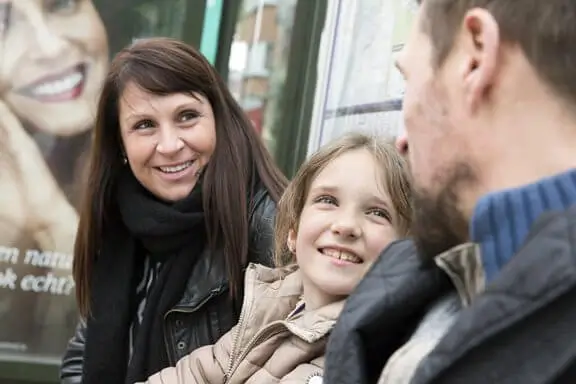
324, 0, 576, 383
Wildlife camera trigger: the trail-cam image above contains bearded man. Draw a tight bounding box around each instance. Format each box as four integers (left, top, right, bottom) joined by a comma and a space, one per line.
324, 0, 576, 383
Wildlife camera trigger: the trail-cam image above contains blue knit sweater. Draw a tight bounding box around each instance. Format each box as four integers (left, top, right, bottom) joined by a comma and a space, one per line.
470, 169, 576, 281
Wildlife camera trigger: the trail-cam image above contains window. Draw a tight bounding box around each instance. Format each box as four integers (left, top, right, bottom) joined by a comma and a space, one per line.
307, 0, 416, 154
223, 0, 326, 176
226, 0, 298, 138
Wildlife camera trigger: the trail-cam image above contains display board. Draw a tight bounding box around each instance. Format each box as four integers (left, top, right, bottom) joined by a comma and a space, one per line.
0, 0, 198, 368
307, 0, 417, 154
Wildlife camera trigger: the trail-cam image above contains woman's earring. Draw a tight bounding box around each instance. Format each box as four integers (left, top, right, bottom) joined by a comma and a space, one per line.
123, 157, 128, 165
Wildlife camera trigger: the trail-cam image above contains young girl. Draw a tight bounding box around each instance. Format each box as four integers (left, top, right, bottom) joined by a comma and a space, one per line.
139, 133, 413, 384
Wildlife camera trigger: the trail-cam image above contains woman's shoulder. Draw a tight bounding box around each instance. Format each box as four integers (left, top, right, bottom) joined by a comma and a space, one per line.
247, 189, 278, 267
249, 188, 277, 222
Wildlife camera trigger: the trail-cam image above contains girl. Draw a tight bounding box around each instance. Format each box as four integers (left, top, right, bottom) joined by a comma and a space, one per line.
140, 132, 413, 383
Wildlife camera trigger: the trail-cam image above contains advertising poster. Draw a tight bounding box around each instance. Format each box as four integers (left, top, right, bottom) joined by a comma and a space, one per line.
308, 0, 417, 153
0, 0, 196, 365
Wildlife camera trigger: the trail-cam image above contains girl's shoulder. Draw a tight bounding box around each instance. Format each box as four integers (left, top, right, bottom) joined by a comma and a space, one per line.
235, 263, 302, 338
244, 263, 301, 298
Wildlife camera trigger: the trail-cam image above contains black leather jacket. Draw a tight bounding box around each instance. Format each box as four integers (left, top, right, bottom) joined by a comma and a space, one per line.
60, 189, 277, 384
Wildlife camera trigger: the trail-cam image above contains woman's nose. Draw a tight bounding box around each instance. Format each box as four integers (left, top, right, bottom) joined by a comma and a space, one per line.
156, 126, 185, 155
23, 12, 69, 60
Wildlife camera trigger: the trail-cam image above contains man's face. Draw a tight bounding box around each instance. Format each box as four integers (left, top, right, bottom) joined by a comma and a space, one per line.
395, 4, 484, 260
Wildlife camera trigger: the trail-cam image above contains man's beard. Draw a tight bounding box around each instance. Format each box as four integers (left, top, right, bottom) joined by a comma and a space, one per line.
411, 162, 477, 264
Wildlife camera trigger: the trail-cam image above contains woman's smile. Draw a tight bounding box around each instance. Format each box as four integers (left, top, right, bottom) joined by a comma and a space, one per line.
16, 63, 86, 102
153, 159, 198, 182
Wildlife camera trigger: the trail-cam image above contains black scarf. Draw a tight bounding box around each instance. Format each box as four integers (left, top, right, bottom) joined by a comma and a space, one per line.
83, 170, 206, 384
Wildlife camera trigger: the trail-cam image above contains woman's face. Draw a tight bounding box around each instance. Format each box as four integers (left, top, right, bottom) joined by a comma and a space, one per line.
0, 0, 108, 136
119, 82, 217, 202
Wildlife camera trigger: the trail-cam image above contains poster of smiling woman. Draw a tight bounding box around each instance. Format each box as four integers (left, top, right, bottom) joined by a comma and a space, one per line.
0, 0, 197, 365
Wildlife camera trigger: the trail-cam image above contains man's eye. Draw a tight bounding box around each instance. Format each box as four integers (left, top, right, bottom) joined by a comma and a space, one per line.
0, 3, 12, 37
46, 0, 79, 14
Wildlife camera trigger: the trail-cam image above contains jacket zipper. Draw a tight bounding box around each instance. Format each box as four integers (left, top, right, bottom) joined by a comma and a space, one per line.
163, 288, 222, 364
226, 265, 257, 377
307, 371, 323, 382
225, 322, 287, 382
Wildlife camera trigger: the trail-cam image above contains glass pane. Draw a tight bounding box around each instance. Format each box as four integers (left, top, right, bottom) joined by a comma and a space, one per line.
307, 0, 417, 153
227, 0, 298, 155
0, 0, 199, 366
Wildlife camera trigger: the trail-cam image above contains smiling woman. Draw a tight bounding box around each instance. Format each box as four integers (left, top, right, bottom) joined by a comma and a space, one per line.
61, 37, 287, 384
1, 0, 108, 136
119, 85, 216, 202
0, 0, 109, 367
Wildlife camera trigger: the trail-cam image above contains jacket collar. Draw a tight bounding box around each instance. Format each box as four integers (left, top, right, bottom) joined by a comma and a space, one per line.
413, 205, 576, 383
434, 243, 485, 307
286, 299, 345, 343
233, 263, 344, 346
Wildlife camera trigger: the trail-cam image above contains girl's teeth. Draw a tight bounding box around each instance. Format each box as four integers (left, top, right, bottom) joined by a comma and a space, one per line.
322, 249, 361, 263
159, 161, 192, 173
340, 253, 361, 263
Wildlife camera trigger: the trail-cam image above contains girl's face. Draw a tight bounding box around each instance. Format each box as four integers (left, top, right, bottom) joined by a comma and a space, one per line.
0, 0, 108, 135
289, 149, 400, 310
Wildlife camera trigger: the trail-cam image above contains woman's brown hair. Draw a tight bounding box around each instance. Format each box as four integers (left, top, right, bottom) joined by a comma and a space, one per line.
274, 132, 413, 266
74, 37, 287, 317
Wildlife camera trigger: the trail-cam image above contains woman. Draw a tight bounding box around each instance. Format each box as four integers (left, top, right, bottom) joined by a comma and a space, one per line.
0, 0, 108, 358
60, 37, 287, 384
0, 0, 109, 230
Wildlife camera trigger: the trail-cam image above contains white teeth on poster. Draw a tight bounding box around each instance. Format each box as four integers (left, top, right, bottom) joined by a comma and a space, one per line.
308, 0, 416, 156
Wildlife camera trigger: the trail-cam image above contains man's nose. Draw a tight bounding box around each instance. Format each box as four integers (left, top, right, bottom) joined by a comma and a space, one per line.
396, 135, 409, 157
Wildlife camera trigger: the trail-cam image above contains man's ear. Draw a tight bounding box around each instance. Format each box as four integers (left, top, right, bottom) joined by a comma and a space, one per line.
460, 8, 500, 112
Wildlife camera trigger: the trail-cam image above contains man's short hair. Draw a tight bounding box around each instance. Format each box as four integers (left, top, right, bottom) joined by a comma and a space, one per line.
419, 0, 576, 103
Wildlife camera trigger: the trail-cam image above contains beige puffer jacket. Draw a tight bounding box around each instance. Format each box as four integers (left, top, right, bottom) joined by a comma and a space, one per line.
139, 263, 343, 384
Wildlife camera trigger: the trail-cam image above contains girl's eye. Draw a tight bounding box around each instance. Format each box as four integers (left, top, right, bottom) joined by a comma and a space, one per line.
179, 110, 200, 122
314, 195, 337, 205
134, 120, 154, 130
368, 208, 392, 222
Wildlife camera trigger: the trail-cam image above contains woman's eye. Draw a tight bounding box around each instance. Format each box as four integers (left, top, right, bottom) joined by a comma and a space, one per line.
179, 110, 200, 122
369, 208, 392, 222
314, 195, 337, 205
134, 120, 154, 130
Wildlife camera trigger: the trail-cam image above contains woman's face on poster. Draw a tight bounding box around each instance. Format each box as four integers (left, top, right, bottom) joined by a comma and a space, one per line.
0, 0, 108, 136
